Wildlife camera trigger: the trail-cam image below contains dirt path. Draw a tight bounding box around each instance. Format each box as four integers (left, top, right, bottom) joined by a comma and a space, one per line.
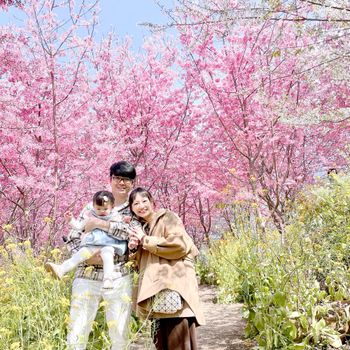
197, 285, 254, 350
130, 284, 254, 349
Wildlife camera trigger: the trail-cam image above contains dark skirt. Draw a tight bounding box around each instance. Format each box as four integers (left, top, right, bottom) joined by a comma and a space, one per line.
152, 317, 198, 350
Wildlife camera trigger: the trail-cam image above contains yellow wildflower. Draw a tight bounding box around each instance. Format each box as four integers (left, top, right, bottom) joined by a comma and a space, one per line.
50, 248, 62, 261
59, 297, 70, 308
10, 305, 21, 313
221, 184, 232, 194
0, 327, 11, 337
124, 261, 134, 268
6, 243, 17, 250
0, 247, 8, 259
121, 294, 132, 303
99, 330, 106, 340
99, 300, 108, 308
10, 342, 21, 350
229, 168, 236, 174
84, 265, 94, 274
38, 339, 53, 350
82, 250, 93, 259
44, 277, 53, 284
64, 314, 71, 325
5, 277, 14, 285
2, 223, 13, 231
43, 217, 53, 224
23, 240, 31, 248
107, 320, 118, 328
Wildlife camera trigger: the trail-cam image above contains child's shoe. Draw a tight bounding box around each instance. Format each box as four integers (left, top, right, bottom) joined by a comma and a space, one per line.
45, 262, 64, 279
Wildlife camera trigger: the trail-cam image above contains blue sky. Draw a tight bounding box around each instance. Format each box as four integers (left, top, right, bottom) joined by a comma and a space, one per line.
98, 0, 172, 48
0, 0, 173, 50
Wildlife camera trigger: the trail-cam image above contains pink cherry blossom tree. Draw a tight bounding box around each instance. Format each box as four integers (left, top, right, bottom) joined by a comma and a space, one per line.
89, 34, 217, 245
0, 0, 21, 8
1, 0, 349, 248
0, 1, 217, 248
0, 0, 101, 246
162, 0, 350, 238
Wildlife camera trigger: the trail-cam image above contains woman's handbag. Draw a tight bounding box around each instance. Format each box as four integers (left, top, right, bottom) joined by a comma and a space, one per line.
152, 289, 183, 314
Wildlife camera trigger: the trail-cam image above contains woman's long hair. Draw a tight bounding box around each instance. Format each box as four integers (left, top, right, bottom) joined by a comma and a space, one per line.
129, 187, 155, 218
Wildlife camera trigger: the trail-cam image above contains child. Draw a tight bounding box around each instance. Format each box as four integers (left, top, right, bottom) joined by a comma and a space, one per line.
45, 190, 130, 289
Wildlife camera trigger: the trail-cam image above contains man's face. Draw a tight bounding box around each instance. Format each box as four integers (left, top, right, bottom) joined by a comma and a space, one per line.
110, 175, 133, 195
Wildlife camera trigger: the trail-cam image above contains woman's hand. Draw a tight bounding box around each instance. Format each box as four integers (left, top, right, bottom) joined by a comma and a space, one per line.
129, 226, 145, 241
128, 226, 145, 250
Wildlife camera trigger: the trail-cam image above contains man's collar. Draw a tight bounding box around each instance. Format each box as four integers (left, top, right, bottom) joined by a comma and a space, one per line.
114, 201, 129, 211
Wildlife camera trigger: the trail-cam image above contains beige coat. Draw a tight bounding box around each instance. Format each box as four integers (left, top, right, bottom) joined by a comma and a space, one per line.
132, 209, 205, 325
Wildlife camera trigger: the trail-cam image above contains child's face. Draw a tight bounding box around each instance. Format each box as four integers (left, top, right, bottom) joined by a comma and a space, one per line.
93, 203, 113, 216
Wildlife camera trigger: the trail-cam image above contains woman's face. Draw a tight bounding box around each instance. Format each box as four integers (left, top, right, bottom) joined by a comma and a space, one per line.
131, 193, 154, 221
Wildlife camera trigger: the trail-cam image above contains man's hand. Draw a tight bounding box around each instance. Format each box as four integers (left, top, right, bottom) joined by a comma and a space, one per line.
84, 217, 109, 233
123, 215, 131, 224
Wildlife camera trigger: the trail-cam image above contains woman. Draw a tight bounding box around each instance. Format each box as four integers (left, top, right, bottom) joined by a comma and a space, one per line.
128, 187, 205, 350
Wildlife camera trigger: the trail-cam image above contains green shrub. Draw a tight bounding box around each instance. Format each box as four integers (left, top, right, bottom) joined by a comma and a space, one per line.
0, 241, 73, 349
206, 175, 350, 349
206, 237, 242, 303
195, 247, 217, 285
0, 240, 144, 350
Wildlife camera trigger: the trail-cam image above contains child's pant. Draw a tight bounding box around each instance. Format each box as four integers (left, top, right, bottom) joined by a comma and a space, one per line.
61, 246, 115, 278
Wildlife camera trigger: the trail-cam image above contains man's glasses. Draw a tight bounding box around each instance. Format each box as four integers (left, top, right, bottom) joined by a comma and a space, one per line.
111, 175, 133, 184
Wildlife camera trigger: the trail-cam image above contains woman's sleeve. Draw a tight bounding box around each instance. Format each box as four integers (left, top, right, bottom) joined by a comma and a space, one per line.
141, 212, 193, 260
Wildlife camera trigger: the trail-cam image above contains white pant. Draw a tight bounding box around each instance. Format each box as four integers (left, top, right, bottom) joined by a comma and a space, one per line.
67, 275, 132, 350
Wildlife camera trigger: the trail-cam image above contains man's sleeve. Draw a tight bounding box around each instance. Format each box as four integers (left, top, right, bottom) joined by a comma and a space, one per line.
108, 221, 129, 240
65, 229, 81, 254
108, 214, 141, 240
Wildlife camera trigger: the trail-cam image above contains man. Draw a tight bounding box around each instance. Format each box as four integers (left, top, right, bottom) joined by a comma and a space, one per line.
65, 160, 138, 350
